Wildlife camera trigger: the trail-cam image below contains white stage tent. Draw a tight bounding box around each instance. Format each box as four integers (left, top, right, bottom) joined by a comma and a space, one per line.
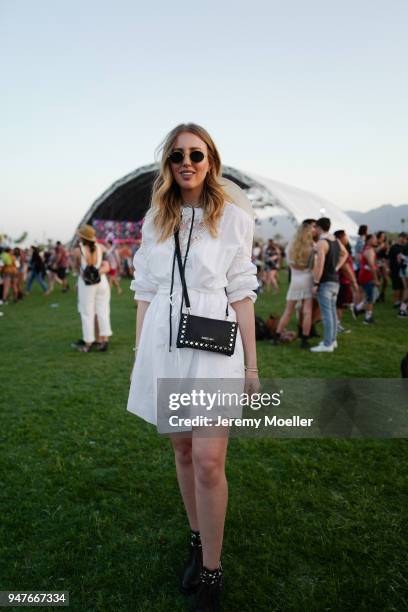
73, 163, 358, 244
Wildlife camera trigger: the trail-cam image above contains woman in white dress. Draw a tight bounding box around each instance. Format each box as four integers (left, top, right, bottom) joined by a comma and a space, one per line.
127, 123, 259, 611
273, 222, 315, 349
72, 225, 112, 352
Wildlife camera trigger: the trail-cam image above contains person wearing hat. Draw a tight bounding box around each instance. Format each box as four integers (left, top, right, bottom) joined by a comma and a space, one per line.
72, 224, 112, 352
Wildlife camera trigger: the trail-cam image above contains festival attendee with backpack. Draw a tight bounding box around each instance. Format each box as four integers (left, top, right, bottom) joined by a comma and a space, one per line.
72, 225, 112, 352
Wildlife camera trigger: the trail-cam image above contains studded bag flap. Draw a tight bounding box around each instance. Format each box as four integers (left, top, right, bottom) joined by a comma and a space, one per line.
168, 206, 238, 356
177, 311, 238, 356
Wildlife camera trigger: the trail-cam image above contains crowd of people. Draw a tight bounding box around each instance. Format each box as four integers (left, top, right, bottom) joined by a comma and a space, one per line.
0, 235, 139, 351
2, 217, 406, 354
0, 239, 137, 305
253, 220, 408, 352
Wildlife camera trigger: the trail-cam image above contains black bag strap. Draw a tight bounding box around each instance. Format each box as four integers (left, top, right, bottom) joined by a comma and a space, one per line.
169, 207, 195, 351
168, 206, 229, 352
174, 228, 192, 311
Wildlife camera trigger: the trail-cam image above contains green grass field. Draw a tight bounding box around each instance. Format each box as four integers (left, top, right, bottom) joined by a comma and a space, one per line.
0, 275, 407, 611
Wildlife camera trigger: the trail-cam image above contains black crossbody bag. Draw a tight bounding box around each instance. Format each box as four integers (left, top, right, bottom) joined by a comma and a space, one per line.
168, 208, 238, 356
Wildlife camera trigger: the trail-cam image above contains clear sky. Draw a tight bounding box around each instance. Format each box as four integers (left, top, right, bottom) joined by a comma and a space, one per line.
1, 0, 407, 243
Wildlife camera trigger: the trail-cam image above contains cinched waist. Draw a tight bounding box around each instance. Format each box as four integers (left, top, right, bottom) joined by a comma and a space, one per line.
157, 286, 226, 295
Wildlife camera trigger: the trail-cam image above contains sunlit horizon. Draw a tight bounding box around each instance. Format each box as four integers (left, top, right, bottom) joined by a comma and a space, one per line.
1, 0, 407, 243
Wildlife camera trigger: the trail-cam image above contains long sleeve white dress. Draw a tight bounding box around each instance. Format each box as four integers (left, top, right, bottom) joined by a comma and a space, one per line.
127, 201, 258, 426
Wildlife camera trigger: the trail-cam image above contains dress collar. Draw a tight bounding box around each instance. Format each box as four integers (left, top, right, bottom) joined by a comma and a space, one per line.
181, 203, 204, 217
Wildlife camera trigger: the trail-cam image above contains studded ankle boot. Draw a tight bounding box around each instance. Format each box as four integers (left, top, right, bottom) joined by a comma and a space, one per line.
191, 565, 223, 612
180, 530, 203, 595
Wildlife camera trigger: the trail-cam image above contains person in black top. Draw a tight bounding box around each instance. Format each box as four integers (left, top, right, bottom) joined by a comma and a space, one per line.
389, 232, 407, 307
310, 218, 348, 352
26, 247, 48, 294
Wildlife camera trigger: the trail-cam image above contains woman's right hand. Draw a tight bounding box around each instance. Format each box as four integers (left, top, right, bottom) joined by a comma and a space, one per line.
244, 370, 261, 396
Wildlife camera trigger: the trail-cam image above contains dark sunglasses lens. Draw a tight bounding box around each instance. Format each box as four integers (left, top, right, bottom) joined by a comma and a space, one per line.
190, 151, 204, 163
169, 151, 184, 164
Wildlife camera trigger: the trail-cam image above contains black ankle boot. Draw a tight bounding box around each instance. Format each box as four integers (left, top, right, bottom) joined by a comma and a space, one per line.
300, 335, 310, 349
180, 532, 203, 595
191, 566, 223, 612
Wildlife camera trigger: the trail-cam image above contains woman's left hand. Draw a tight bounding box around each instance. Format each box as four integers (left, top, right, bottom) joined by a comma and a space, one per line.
244, 370, 261, 396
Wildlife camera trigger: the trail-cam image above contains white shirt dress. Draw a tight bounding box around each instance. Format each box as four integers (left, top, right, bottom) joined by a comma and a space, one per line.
127, 201, 258, 426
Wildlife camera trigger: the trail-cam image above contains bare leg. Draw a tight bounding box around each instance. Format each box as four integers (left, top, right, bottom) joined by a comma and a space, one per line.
193, 430, 229, 569
270, 270, 279, 293
170, 436, 198, 531
403, 279, 408, 303
11, 277, 19, 300
45, 272, 55, 295
301, 298, 312, 336
2, 277, 10, 301
264, 270, 272, 292
113, 277, 123, 294
276, 300, 296, 334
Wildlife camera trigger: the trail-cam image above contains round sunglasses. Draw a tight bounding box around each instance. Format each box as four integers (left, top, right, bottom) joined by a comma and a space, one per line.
168, 150, 205, 164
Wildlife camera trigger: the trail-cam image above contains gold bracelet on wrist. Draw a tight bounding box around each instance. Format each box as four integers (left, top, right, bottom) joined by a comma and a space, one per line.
245, 366, 258, 372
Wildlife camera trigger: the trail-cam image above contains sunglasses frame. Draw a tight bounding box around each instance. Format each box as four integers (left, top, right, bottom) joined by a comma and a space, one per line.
168, 150, 206, 165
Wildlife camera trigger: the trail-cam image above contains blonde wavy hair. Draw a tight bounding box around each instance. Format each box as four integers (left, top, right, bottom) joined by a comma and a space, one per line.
150, 123, 229, 242
288, 223, 314, 268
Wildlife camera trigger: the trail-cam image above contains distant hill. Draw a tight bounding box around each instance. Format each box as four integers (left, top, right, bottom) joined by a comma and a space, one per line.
346, 204, 408, 233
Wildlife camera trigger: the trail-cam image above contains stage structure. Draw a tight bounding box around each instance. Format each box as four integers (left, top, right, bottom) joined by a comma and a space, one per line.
72, 163, 358, 245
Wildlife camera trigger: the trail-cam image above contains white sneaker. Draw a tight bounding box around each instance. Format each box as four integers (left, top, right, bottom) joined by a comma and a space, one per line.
314, 340, 337, 348
310, 343, 334, 353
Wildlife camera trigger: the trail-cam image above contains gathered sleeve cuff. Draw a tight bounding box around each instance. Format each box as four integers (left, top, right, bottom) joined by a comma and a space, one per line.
130, 211, 158, 302
226, 211, 258, 304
